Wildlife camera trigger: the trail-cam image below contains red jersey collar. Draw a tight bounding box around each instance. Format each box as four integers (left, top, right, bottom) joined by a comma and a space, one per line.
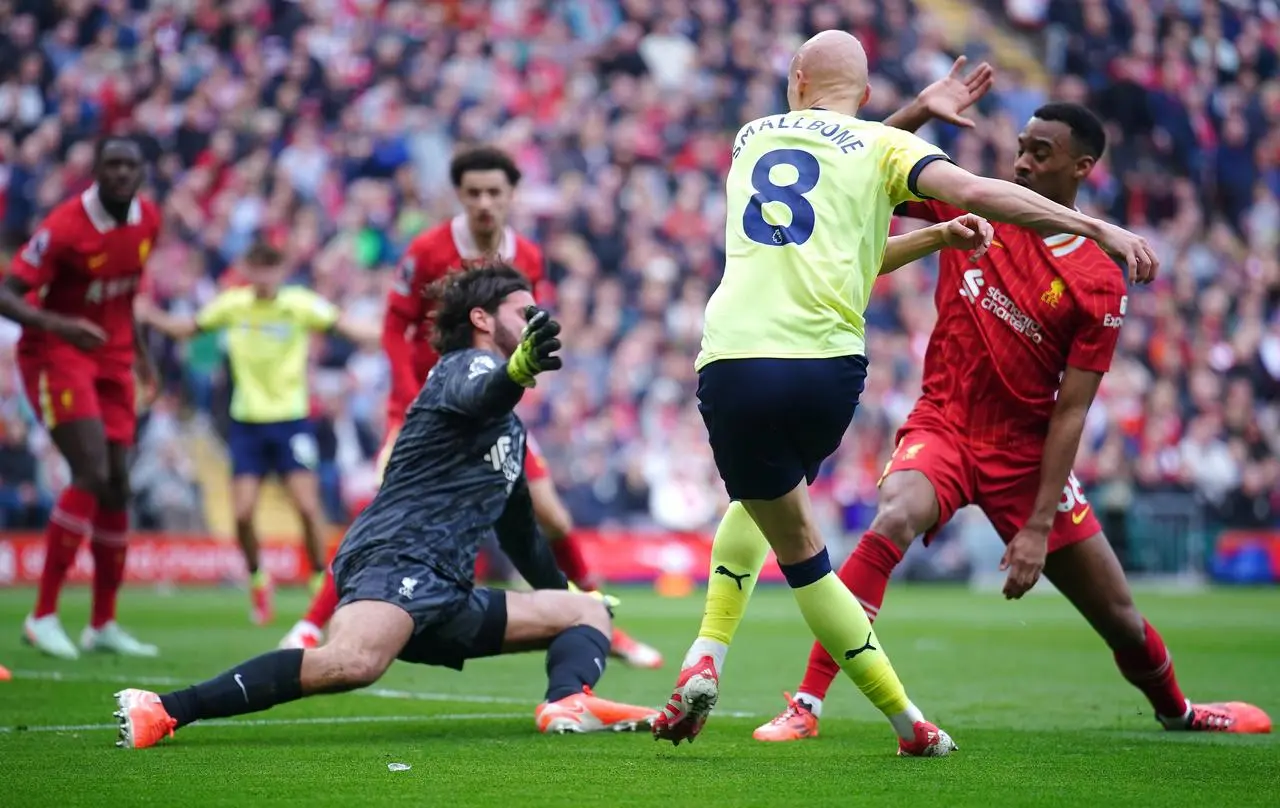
81, 184, 143, 233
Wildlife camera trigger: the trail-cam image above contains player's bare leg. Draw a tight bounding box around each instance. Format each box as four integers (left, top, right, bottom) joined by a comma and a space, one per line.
116, 600, 414, 749
282, 469, 329, 588
756, 470, 937, 741
231, 474, 272, 625
1045, 534, 1271, 734
23, 419, 108, 659
498, 590, 659, 734
80, 440, 156, 657
529, 476, 663, 670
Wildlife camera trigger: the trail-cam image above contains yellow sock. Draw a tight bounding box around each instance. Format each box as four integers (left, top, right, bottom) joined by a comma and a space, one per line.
697, 502, 770, 645
790, 572, 911, 718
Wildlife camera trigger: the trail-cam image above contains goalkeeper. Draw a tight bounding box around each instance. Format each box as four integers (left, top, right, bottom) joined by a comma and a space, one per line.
113, 266, 659, 749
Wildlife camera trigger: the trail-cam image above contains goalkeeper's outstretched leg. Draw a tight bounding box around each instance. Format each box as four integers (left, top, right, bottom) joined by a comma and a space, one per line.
117, 589, 659, 749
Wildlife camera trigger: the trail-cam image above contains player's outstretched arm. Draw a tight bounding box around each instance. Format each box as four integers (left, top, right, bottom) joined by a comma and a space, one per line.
1002, 366, 1104, 600
914, 160, 1159, 283
134, 296, 199, 340
442, 307, 564, 419
884, 56, 995, 133
495, 478, 571, 591
881, 214, 994, 275
333, 313, 380, 346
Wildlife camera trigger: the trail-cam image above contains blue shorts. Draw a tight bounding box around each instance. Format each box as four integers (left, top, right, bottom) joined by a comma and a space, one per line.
697, 356, 868, 501
227, 418, 318, 478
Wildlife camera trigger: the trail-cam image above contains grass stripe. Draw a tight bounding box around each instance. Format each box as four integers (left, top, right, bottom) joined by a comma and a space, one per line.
1, 712, 530, 734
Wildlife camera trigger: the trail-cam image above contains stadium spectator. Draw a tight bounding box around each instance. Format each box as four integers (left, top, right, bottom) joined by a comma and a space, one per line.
0, 0, 1274, 567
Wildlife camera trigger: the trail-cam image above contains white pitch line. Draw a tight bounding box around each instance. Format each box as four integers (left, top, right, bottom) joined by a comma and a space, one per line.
10, 669, 530, 706
0, 712, 528, 735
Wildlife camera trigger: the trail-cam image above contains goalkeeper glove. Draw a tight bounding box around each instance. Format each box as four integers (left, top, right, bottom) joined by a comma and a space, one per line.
568, 581, 621, 611
507, 306, 563, 388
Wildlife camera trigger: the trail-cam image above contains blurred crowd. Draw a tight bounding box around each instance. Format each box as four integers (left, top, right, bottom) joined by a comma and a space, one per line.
0, 0, 1276, 541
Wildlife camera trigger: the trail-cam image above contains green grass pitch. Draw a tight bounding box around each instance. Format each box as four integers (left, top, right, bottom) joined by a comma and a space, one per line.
2, 584, 1277, 807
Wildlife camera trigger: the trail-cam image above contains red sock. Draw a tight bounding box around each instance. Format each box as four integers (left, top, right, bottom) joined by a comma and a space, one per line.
90, 509, 129, 629
34, 486, 98, 618
551, 533, 600, 590
1114, 619, 1188, 718
303, 569, 339, 628
797, 531, 905, 700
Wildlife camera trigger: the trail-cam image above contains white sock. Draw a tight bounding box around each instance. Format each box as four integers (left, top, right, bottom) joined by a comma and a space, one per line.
683, 637, 728, 673
793, 692, 823, 718
1157, 699, 1193, 729
887, 701, 926, 741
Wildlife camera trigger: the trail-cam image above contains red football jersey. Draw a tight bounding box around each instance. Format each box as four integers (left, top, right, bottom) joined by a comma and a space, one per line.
10, 185, 161, 364
384, 214, 545, 417
901, 199, 1128, 445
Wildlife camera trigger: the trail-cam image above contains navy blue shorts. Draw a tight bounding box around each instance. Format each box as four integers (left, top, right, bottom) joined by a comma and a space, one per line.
227, 418, 318, 478
697, 356, 868, 501
333, 547, 508, 671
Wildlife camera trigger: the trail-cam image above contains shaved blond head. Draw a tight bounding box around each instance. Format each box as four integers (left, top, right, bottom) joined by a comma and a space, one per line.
787, 30, 871, 114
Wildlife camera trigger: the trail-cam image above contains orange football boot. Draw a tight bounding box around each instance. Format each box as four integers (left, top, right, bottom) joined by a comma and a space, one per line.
753, 692, 820, 742
610, 627, 664, 670
114, 688, 178, 749
536, 686, 659, 734
1179, 702, 1272, 734
0, 663, 11, 681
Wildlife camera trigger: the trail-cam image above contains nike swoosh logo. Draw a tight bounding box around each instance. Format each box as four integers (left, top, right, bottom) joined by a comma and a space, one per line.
234, 673, 249, 704
1071, 506, 1091, 525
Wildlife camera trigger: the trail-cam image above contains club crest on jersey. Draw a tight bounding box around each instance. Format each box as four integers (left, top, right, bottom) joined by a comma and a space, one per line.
1040, 277, 1065, 307
139, 239, 152, 263
88, 253, 108, 270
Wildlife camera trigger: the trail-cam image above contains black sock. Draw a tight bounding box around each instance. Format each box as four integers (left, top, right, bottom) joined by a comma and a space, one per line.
160, 648, 305, 729
544, 625, 610, 703
779, 547, 831, 589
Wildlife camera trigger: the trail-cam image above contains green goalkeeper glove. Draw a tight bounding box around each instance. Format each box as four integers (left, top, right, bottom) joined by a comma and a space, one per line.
507, 306, 563, 388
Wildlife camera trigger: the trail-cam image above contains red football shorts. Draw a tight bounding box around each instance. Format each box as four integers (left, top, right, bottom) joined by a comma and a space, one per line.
18, 351, 136, 445
880, 416, 1101, 553
524, 432, 549, 483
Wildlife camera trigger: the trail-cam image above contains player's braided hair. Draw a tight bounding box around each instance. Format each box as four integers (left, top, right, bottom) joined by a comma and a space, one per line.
431, 265, 532, 355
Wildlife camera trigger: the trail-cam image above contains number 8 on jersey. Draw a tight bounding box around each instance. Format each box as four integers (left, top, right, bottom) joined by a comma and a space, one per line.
744, 149, 822, 247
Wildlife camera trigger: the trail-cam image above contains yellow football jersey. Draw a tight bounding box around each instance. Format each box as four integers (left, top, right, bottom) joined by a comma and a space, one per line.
697, 108, 949, 369
195, 286, 339, 423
